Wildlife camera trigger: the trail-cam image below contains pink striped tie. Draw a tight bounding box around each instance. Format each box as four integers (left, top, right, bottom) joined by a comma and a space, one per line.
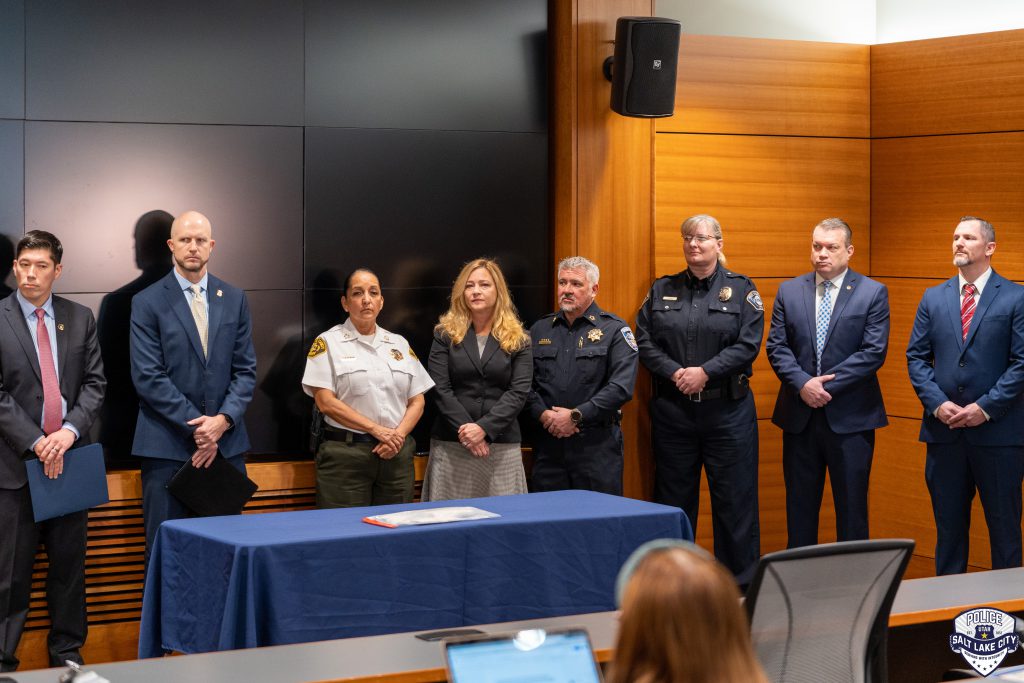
35, 308, 62, 434
961, 283, 977, 341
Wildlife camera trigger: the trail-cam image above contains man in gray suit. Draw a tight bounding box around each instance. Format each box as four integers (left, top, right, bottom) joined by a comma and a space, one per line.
0, 231, 105, 671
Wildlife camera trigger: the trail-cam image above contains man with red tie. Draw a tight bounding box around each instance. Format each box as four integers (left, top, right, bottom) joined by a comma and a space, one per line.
907, 216, 1024, 575
0, 231, 105, 670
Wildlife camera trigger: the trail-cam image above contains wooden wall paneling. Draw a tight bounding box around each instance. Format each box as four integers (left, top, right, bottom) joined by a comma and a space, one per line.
875, 277, 946, 420
871, 134, 1024, 279
872, 29, 1024, 138
655, 134, 870, 278
663, 35, 870, 138
552, 0, 656, 500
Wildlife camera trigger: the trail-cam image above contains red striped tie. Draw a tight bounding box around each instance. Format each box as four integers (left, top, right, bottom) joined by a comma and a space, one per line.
961, 283, 977, 341
35, 308, 62, 434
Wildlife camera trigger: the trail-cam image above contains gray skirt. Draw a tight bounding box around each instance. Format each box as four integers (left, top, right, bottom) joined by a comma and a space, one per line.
421, 439, 527, 501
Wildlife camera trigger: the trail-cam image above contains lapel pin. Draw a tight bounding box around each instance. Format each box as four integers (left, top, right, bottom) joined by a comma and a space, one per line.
216, 289, 223, 297
57, 323, 65, 331
846, 285, 852, 290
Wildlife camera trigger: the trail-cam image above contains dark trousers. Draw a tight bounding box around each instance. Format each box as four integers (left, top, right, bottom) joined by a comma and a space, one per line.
0, 485, 87, 671
530, 425, 624, 496
651, 394, 759, 577
315, 435, 415, 508
140, 455, 247, 565
925, 440, 1024, 575
783, 409, 874, 548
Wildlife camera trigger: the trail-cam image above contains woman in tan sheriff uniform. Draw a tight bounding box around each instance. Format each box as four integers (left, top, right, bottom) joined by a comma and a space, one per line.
301, 268, 434, 508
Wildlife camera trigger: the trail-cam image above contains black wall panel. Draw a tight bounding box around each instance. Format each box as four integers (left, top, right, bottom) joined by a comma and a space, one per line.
6, 1, 548, 460
0, 121, 22, 294
26, 0, 304, 125
25, 122, 303, 293
305, 0, 547, 132
0, 0, 24, 120
304, 127, 549, 290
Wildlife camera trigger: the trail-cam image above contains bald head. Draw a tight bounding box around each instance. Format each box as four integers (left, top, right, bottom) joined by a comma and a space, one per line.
168, 210, 215, 283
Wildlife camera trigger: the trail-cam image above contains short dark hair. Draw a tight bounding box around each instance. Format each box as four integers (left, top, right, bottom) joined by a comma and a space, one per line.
959, 215, 995, 243
814, 217, 853, 247
16, 230, 63, 264
342, 267, 380, 295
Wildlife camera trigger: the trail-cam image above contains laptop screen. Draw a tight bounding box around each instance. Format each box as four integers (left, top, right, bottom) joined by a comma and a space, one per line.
445, 628, 603, 683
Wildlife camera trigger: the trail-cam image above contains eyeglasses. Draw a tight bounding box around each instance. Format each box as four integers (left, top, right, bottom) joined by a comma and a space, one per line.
682, 234, 716, 244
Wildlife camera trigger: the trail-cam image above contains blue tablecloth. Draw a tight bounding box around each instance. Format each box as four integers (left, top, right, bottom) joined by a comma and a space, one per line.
138, 490, 691, 657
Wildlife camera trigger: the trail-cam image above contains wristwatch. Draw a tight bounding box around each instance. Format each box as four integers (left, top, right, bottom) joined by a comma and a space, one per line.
570, 408, 583, 426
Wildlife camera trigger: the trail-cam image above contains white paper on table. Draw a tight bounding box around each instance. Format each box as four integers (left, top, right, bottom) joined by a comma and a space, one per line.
363, 506, 500, 528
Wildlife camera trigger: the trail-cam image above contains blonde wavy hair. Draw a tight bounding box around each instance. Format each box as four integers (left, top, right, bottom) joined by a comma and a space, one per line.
436, 258, 529, 353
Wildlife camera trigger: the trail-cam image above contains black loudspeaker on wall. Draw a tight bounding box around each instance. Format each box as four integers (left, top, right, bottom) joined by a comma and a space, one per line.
604, 17, 681, 118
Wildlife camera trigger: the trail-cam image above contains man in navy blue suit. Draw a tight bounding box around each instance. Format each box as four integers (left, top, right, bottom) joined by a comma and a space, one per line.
767, 218, 889, 547
907, 216, 1024, 575
130, 210, 256, 560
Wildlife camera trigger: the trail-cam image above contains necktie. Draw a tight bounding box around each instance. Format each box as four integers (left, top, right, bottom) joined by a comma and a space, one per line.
35, 309, 62, 434
815, 280, 834, 375
961, 283, 977, 341
190, 285, 208, 357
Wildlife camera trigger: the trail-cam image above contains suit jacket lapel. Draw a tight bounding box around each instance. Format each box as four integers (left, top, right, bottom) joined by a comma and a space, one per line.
162, 273, 207, 364
462, 326, 484, 375
479, 334, 500, 370
53, 297, 71, 383
824, 271, 857, 345
944, 276, 966, 352
964, 272, 1001, 350
2, 294, 42, 383
206, 275, 224, 354
801, 273, 817, 347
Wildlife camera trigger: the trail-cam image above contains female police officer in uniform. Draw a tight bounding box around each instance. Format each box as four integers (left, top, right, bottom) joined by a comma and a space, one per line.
301, 268, 434, 508
635, 214, 764, 577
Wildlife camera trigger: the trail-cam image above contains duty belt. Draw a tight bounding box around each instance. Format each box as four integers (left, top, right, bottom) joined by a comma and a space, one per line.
322, 427, 377, 444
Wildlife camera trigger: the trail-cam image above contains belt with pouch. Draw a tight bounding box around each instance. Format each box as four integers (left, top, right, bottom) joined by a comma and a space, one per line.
657, 374, 749, 402
322, 427, 377, 444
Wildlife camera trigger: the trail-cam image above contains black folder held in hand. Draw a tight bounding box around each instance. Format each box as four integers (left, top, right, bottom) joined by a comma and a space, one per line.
166, 456, 258, 516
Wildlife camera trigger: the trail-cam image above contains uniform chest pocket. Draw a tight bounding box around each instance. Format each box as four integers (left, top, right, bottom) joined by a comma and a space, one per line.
575, 345, 609, 382
386, 357, 413, 397
532, 345, 559, 382
652, 300, 684, 339
334, 358, 370, 397
706, 301, 741, 334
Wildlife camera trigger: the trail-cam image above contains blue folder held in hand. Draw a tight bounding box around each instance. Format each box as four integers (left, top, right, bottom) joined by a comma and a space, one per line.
24, 442, 110, 522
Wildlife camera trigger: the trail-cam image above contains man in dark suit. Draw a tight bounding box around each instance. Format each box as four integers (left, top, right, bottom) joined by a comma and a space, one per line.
0, 231, 105, 670
767, 218, 889, 548
130, 210, 256, 561
907, 216, 1024, 575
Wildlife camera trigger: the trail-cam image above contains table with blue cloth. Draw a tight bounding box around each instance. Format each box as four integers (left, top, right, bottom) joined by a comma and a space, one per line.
138, 490, 691, 657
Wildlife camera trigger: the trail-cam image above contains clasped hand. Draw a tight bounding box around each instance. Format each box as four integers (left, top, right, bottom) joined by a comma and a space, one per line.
458, 423, 490, 458
672, 366, 708, 395
370, 424, 407, 459
34, 428, 76, 479
187, 414, 230, 467
541, 407, 578, 438
799, 374, 836, 408
937, 401, 987, 429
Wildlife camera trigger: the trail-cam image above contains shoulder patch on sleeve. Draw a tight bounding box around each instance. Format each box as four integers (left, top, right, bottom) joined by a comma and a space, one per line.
620, 326, 639, 352
745, 291, 764, 312
308, 337, 327, 358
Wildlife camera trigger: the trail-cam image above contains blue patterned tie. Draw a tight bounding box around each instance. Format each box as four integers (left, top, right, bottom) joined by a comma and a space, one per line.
815, 280, 834, 375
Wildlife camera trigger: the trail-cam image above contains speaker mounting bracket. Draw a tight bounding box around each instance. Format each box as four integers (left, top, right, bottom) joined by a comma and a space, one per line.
602, 56, 614, 83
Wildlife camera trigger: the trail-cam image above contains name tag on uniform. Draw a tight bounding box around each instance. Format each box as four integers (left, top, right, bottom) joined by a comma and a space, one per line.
662, 296, 678, 301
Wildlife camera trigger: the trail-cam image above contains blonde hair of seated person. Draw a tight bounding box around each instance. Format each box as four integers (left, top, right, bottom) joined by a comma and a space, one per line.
609, 545, 768, 683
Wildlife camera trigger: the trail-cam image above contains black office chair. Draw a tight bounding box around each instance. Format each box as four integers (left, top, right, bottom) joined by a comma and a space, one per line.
745, 539, 915, 683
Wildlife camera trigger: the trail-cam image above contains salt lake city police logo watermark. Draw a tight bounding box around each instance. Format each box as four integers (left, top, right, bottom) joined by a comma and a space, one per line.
949, 607, 1020, 676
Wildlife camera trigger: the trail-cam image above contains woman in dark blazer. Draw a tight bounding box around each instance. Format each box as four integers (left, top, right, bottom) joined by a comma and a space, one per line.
422, 258, 532, 500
